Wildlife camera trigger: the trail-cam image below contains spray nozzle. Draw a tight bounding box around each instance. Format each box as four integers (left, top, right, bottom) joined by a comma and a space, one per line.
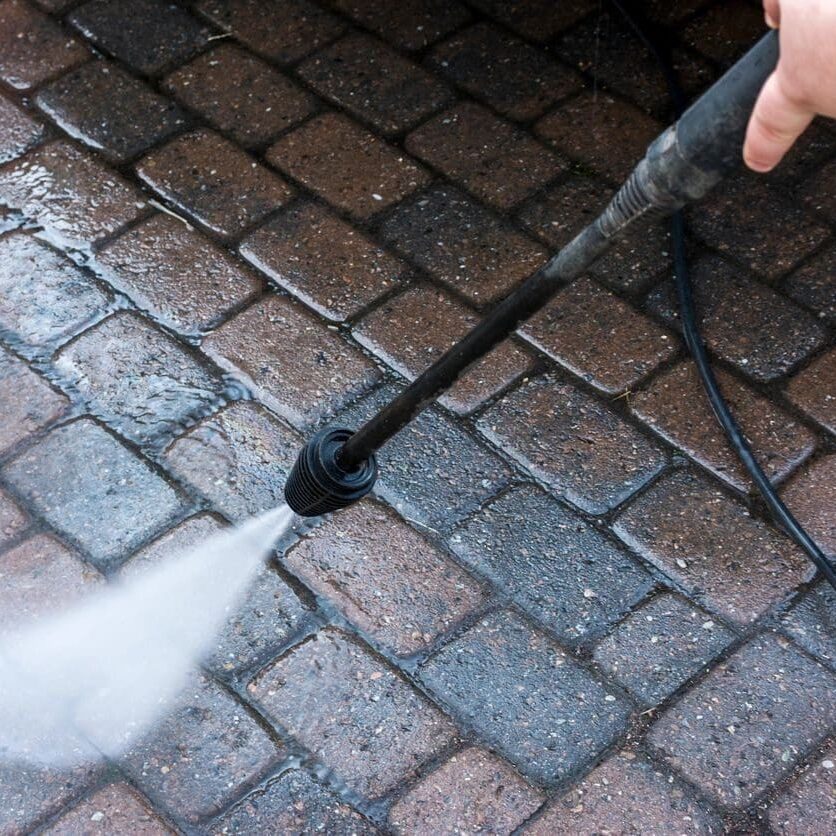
284, 427, 377, 517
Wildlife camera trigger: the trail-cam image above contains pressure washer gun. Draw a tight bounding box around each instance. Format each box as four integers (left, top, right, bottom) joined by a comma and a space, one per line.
285, 30, 780, 516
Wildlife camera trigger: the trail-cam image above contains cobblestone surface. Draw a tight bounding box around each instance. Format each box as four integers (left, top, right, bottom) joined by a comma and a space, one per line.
1, 2, 833, 831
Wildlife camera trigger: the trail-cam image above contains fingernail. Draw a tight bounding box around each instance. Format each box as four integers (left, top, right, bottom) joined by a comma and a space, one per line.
765, 12, 778, 28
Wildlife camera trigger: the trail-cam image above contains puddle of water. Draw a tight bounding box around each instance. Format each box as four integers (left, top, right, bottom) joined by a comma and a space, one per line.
0, 504, 295, 767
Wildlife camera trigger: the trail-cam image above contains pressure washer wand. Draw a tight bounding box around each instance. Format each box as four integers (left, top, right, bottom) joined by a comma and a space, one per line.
284, 30, 779, 518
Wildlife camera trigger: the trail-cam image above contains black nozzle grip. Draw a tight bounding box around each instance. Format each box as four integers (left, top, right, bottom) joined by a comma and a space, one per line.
677, 29, 779, 177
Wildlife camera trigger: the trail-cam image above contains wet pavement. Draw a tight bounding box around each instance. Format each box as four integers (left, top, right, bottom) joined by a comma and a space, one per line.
0, 0, 834, 833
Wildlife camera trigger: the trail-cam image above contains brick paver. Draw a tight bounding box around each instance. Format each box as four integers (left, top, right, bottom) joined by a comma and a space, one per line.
0, 233, 111, 353
420, 610, 632, 783
0, 0, 88, 91
203, 293, 380, 428
0, 346, 69, 456
593, 592, 735, 706
0, 94, 45, 165
55, 311, 223, 447
3, 2, 835, 831
615, 470, 813, 625
163, 44, 316, 148
43, 782, 174, 835
3, 419, 184, 568
388, 747, 544, 834
121, 674, 282, 823
449, 485, 652, 645
240, 200, 406, 322
285, 499, 485, 655
478, 374, 666, 514
649, 633, 836, 809
94, 214, 262, 337
69, 0, 209, 75
36, 60, 186, 163
0, 141, 146, 250
137, 130, 293, 240
248, 629, 455, 799
524, 750, 722, 835
209, 768, 378, 835
407, 102, 565, 210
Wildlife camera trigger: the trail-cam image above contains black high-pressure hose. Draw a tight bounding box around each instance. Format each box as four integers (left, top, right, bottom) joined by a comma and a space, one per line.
284, 27, 836, 590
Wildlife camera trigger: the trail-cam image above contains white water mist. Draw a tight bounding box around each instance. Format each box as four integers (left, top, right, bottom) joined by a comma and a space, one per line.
0, 504, 295, 768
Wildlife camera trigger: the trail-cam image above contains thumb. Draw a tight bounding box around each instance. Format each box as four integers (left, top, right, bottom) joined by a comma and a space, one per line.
743, 70, 813, 172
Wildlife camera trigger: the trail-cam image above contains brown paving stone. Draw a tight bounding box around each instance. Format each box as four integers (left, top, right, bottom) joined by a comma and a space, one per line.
266, 112, 429, 220
785, 348, 836, 435
631, 361, 817, 490
121, 674, 281, 823
782, 455, 836, 559
683, 0, 770, 64
428, 23, 580, 121
3, 419, 184, 569
772, 119, 836, 185
420, 609, 631, 784
0, 534, 101, 631
593, 592, 735, 706
240, 200, 407, 322
36, 61, 186, 164
69, 0, 209, 75
535, 93, 662, 183
767, 742, 836, 834
95, 214, 262, 337
555, 11, 714, 116
648, 633, 836, 809
0, 346, 69, 456
0, 141, 146, 250
0, 760, 100, 836
34, 0, 75, 9
285, 499, 485, 656
782, 244, 836, 325
203, 294, 380, 428
389, 747, 544, 835
337, 382, 512, 531
163, 401, 301, 521
195, 0, 345, 65
798, 156, 836, 224
477, 374, 666, 515
781, 581, 836, 669
122, 515, 309, 675
523, 750, 722, 835
521, 277, 677, 394
406, 102, 565, 210
54, 311, 223, 447
0, 488, 27, 548
691, 174, 830, 280
43, 782, 173, 835
329, 0, 470, 52
163, 44, 316, 148
517, 173, 673, 294
0, 94, 45, 165
137, 130, 293, 240
0, 234, 111, 354
614, 470, 812, 625
379, 184, 547, 306
648, 254, 827, 382
354, 284, 531, 415
466, 0, 595, 41
248, 629, 455, 800
0, 0, 88, 91
298, 33, 452, 135
209, 768, 378, 835
449, 484, 652, 645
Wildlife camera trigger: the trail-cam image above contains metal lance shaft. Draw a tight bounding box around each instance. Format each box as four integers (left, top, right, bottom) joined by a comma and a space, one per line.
284, 30, 779, 517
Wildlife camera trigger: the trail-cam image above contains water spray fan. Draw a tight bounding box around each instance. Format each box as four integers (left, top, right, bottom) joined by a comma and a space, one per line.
284, 30, 836, 589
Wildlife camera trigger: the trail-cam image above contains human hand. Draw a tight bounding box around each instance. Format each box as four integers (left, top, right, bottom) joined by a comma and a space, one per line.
743, 0, 836, 172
